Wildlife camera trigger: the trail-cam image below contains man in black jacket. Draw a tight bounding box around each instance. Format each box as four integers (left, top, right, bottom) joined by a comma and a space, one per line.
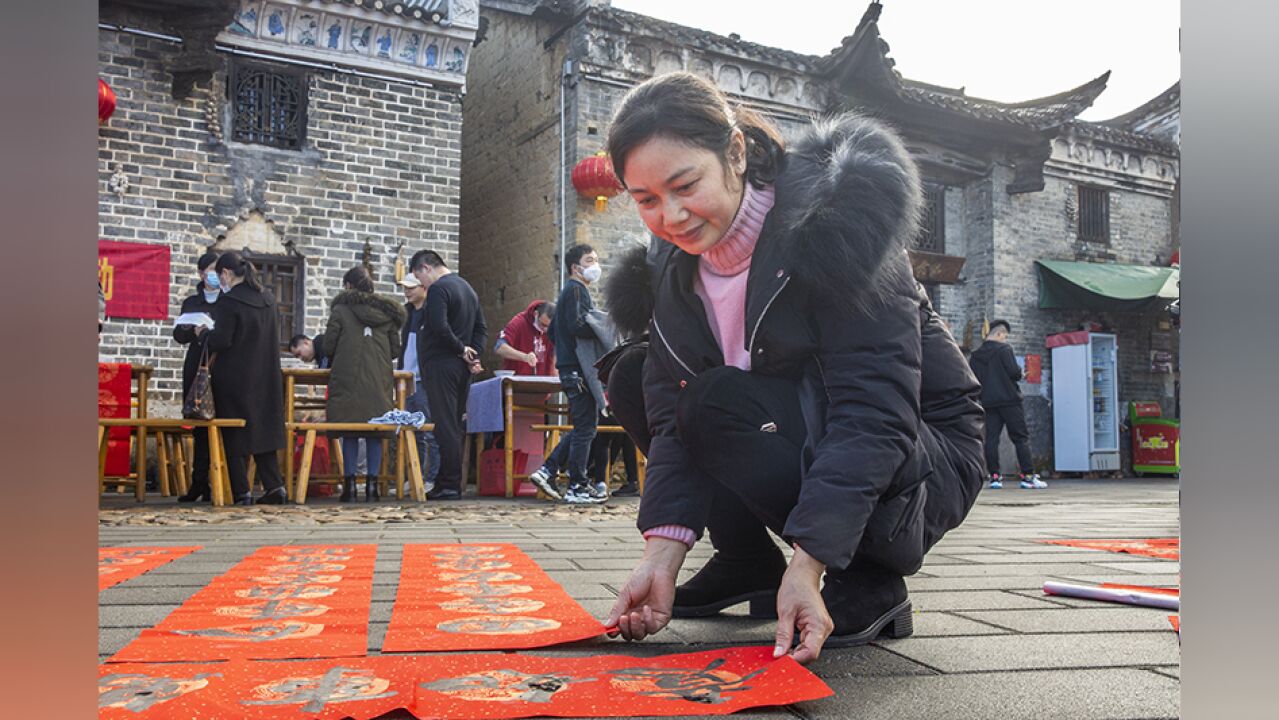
968, 320, 1047, 489
412, 250, 487, 500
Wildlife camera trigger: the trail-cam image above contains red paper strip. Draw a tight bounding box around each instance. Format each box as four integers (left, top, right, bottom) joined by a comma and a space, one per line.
108, 545, 376, 662
384, 544, 608, 652
1169, 615, 1180, 633
98, 647, 832, 719
99, 546, 201, 591
1099, 583, 1180, 597
412, 646, 832, 718
98, 239, 171, 320
1043, 537, 1180, 560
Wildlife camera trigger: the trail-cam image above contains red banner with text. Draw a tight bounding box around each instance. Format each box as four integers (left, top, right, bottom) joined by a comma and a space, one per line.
98, 239, 170, 320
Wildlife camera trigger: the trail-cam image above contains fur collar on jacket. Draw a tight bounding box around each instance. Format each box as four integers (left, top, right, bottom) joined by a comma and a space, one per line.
332, 289, 408, 327
605, 112, 922, 339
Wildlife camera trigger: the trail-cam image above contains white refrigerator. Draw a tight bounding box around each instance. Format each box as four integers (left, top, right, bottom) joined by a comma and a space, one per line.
1051, 332, 1120, 472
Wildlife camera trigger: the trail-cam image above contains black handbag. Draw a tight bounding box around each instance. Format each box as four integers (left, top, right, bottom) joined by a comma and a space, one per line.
182, 346, 216, 420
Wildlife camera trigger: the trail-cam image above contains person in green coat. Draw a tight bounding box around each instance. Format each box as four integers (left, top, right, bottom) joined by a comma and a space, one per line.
322, 265, 407, 501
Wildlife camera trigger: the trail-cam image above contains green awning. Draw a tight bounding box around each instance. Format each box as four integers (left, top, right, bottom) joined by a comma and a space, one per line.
1036, 260, 1179, 312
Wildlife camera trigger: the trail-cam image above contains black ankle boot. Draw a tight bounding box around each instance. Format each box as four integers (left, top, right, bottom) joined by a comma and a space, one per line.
672, 547, 787, 618
821, 559, 912, 647
177, 484, 210, 503
365, 478, 380, 502
340, 478, 355, 502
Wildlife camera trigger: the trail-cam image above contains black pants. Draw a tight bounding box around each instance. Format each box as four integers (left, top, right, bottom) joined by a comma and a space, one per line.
606, 349, 981, 572
424, 357, 471, 493
189, 427, 210, 492
590, 414, 638, 486
559, 369, 598, 485
221, 427, 283, 499
984, 404, 1033, 475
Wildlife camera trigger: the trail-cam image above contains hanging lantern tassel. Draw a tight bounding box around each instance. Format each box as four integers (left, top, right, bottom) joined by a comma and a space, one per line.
572, 151, 624, 213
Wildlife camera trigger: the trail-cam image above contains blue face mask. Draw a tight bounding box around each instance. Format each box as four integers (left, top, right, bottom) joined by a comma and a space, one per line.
204, 271, 220, 290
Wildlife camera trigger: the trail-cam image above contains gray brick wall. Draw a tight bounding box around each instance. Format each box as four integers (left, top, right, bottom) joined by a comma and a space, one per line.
458, 11, 569, 347
98, 26, 462, 412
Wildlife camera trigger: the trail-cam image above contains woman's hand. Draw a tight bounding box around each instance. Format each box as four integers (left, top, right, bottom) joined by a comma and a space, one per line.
774, 545, 833, 664
605, 537, 686, 641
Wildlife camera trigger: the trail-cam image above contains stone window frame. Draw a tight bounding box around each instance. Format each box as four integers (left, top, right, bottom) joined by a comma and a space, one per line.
228, 58, 309, 151
1077, 184, 1111, 244
246, 252, 306, 351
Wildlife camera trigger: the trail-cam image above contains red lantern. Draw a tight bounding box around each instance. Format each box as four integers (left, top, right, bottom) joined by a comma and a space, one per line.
98, 78, 117, 125
571, 151, 623, 212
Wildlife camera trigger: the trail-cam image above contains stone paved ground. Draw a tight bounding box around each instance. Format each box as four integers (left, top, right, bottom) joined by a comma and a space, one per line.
99, 478, 1180, 719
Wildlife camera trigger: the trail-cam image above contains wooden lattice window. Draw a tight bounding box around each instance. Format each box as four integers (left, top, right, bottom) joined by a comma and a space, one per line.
247, 254, 305, 351
229, 60, 307, 150
915, 182, 946, 253
1078, 185, 1110, 244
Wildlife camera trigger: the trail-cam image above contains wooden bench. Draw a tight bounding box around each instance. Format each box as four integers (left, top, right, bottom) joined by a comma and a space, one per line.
98, 418, 246, 506
529, 424, 646, 495
288, 422, 434, 504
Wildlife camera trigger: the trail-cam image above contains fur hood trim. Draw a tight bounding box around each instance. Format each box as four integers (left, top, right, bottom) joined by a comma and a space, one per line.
603, 112, 921, 337
332, 289, 407, 327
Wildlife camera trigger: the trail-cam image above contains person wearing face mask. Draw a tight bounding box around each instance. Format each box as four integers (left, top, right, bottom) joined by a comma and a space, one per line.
526, 245, 607, 505
597, 73, 986, 663
199, 251, 288, 505
172, 251, 222, 502
494, 300, 556, 377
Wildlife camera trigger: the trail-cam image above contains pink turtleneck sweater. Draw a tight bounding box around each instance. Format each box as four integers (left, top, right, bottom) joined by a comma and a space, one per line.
694, 182, 775, 371
642, 182, 775, 551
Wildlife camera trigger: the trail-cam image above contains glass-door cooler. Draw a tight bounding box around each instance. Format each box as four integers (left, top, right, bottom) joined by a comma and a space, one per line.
1050, 331, 1121, 472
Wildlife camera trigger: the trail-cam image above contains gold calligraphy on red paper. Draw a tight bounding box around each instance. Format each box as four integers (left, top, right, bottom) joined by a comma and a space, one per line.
98, 647, 833, 719
383, 544, 607, 652
107, 545, 376, 662
99, 546, 201, 591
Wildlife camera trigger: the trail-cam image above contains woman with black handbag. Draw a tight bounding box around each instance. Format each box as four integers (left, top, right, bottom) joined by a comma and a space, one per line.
199, 251, 288, 505
173, 251, 219, 502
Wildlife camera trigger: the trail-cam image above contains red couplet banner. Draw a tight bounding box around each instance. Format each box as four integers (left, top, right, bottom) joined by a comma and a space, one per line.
1043, 538, 1180, 560
98, 239, 171, 320
383, 544, 608, 652
99, 546, 201, 591
98, 647, 833, 719
108, 545, 376, 662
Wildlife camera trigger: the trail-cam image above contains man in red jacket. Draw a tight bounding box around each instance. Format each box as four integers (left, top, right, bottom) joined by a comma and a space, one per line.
495, 300, 556, 376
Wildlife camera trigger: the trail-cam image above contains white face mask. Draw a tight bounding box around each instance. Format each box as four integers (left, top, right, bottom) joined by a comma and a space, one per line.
581, 264, 602, 283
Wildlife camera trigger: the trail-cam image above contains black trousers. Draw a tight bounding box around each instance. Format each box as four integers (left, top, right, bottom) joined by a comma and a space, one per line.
189, 427, 210, 492
424, 357, 471, 492
606, 348, 982, 572
221, 427, 283, 499
984, 404, 1033, 475
590, 413, 638, 486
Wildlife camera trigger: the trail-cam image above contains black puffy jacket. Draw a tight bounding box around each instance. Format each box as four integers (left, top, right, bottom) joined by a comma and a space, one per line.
606, 114, 984, 573
969, 340, 1024, 409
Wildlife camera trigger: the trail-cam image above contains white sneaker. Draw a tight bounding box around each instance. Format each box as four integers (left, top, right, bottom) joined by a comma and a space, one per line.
564, 484, 605, 504
589, 480, 609, 500
1020, 474, 1048, 489
527, 467, 562, 500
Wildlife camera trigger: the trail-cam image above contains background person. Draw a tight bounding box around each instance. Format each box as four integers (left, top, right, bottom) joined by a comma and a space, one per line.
322, 265, 405, 502
412, 250, 487, 501
968, 320, 1047, 489
201, 251, 288, 505
173, 250, 220, 503
398, 273, 440, 491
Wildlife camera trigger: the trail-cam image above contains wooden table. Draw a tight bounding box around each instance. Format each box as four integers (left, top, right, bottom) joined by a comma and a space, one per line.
281, 368, 415, 499
289, 421, 433, 504
98, 418, 246, 506
464, 375, 568, 498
